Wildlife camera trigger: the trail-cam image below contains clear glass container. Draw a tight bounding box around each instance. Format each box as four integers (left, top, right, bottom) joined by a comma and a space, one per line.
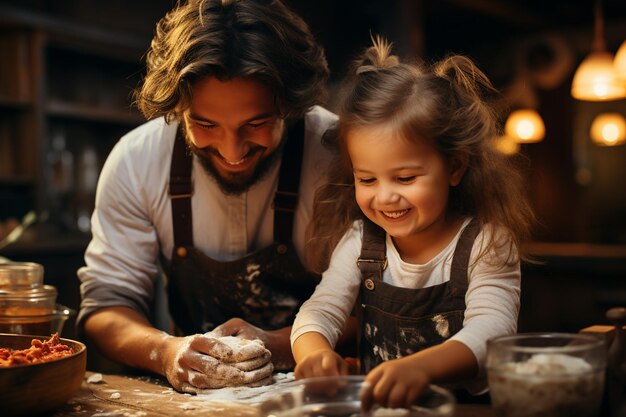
0, 304, 73, 335
258, 375, 455, 417
0, 262, 44, 289
487, 333, 606, 417
0, 262, 72, 335
0, 284, 57, 315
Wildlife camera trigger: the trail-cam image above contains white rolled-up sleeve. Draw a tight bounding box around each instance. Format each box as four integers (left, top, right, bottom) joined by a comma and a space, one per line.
77, 132, 164, 329
291, 221, 363, 347
449, 226, 521, 392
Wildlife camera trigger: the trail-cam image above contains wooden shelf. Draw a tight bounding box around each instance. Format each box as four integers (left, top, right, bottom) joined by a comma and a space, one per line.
0, 3, 160, 220
46, 100, 145, 125
0, 95, 31, 110
0, 175, 35, 186
0, 4, 149, 58
524, 241, 626, 259
1, 234, 90, 256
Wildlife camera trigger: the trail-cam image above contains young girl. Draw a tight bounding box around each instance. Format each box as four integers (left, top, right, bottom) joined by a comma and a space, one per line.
291, 37, 534, 410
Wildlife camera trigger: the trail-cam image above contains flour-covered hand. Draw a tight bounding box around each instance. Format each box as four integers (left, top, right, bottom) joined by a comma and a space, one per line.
203, 334, 269, 363
212, 317, 295, 371
161, 333, 273, 393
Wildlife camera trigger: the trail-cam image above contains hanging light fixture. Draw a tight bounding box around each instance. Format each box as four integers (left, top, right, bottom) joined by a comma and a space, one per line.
615, 40, 626, 80
590, 113, 626, 146
504, 109, 546, 143
570, 0, 626, 101
492, 135, 520, 155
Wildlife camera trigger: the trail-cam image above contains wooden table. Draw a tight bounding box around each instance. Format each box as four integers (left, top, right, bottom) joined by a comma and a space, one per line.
48, 372, 495, 417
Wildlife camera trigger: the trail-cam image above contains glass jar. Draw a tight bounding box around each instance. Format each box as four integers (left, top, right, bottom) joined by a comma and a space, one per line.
0, 262, 72, 335
487, 333, 606, 417
0, 262, 44, 289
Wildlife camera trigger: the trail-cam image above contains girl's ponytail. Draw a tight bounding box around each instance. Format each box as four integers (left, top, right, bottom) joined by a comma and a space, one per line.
433, 55, 498, 102
354, 35, 399, 75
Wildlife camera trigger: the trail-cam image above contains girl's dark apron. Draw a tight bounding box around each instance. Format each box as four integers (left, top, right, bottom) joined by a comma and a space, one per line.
356, 218, 480, 374
163, 120, 319, 335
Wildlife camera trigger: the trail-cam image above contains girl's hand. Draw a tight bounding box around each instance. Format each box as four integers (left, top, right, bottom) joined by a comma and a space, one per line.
294, 349, 349, 379
362, 355, 430, 411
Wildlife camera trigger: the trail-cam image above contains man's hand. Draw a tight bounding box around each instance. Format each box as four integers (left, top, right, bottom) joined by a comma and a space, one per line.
83, 308, 279, 392
161, 333, 273, 393
294, 349, 349, 379
212, 317, 295, 371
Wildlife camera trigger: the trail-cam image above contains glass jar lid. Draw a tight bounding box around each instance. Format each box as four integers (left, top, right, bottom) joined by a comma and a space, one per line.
0, 262, 44, 289
0, 285, 58, 316
0, 284, 57, 300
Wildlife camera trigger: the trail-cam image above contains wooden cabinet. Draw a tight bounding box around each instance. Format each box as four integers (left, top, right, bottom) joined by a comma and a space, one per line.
519, 243, 626, 334
0, 4, 168, 337
0, 27, 37, 220
0, 4, 150, 234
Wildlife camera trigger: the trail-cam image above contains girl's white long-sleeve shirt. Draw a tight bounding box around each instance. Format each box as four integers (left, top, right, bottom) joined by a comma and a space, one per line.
291, 218, 521, 389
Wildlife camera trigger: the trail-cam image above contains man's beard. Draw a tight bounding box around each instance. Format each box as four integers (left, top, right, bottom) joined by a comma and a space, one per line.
184, 136, 284, 195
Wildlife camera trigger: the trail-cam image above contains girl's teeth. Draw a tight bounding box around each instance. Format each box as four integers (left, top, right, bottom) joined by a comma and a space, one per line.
382, 209, 409, 218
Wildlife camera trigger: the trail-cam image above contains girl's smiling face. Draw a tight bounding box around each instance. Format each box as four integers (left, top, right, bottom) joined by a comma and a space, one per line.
346, 124, 466, 252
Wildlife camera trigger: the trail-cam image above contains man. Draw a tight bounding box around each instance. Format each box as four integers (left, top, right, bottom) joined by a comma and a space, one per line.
78, 0, 337, 392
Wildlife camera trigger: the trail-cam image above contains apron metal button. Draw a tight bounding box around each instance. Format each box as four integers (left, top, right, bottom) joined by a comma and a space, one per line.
176, 246, 187, 258
277, 244, 288, 254
364, 278, 375, 291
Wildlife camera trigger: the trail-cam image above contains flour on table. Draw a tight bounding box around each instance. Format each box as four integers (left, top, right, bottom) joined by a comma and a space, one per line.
87, 373, 104, 383
91, 411, 147, 417
192, 372, 294, 404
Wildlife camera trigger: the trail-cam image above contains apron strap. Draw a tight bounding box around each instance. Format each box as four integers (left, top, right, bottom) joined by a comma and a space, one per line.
449, 218, 481, 298
169, 128, 194, 248
273, 118, 305, 244
357, 219, 388, 281
357, 217, 480, 292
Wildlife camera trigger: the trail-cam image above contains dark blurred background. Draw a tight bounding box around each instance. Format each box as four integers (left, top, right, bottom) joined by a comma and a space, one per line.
1, 0, 625, 343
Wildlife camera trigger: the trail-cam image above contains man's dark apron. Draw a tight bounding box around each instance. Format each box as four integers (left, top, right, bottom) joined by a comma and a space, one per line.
356, 218, 480, 374
163, 120, 319, 335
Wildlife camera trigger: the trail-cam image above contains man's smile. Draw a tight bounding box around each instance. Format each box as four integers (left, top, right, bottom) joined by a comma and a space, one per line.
202, 145, 267, 173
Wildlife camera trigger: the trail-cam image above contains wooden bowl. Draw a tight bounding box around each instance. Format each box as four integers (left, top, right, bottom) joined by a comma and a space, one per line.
0, 333, 86, 416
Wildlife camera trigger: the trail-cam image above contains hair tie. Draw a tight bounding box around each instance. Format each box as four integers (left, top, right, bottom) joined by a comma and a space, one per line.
356, 65, 379, 75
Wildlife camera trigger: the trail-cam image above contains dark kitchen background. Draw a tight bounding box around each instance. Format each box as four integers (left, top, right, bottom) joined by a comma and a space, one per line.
1, 0, 625, 343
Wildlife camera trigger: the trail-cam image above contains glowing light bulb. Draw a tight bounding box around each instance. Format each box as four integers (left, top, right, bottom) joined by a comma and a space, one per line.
590, 113, 626, 146
516, 121, 535, 140
504, 110, 545, 143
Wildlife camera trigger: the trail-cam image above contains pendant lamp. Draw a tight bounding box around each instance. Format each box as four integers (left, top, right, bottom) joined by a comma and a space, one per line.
615, 40, 626, 80
590, 113, 626, 146
493, 135, 520, 155
504, 109, 545, 143
570, 0, 626, 101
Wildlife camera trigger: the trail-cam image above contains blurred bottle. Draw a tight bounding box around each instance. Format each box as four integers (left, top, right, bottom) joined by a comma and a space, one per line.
46, 129, 74, 230
75, 145, 98, 233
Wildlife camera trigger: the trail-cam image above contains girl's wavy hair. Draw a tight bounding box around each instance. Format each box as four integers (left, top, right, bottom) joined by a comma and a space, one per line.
306, 36, 535, 273
134, 0, 329, 122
